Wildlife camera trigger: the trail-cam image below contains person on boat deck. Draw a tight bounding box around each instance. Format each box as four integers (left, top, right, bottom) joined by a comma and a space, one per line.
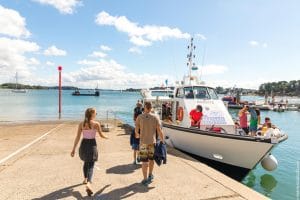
257, 122, 278, 138
70, 108, 108, 196
186, 90, 194, 99
260, 117, 277, 131
132, 101, 143, 165
189, 105, 203, 127
255, 109, 261, 125
238, 105, 249, 134
249, 107, 258, 136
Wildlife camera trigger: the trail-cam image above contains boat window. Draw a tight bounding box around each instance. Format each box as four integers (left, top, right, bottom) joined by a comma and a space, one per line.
207, 88, 219, 99
151, 90, 172, 97
176, 88, 184, 98
194, 87, 209, 99
184, 87, 195, 99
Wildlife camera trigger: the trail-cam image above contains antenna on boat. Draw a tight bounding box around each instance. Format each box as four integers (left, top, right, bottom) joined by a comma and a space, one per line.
187, 37, 197, 85
199, 45, 206, 81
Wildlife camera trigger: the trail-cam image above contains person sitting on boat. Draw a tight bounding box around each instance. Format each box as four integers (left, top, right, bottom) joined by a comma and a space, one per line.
189, 105, 203, 128
186, 90, 194, 99
260, 117, 277, 131
238, 105, 249, 134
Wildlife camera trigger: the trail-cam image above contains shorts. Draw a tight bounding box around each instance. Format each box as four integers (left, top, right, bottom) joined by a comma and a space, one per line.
249, 126, 257, 132
131, 143, 139, 151
139, 144, 155, 162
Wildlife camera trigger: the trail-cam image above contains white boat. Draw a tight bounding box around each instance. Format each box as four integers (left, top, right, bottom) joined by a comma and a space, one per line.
140, 37, 288, 177
11, 72, 26, 93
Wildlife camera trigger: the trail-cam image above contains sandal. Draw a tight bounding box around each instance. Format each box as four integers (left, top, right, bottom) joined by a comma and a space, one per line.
86, 188, 93, 196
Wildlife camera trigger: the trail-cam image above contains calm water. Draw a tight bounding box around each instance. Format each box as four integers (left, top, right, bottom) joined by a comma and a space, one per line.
0, 89, 299, 200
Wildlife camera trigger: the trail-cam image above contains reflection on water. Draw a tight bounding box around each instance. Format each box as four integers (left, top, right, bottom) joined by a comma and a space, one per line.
260, 174, 278, 196
244, 171, 256, 188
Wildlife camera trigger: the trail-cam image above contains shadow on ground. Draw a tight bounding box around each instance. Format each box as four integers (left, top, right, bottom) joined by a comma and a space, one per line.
95, 183, 154, 200
106, 163, 141, 175
32, 183, 88, 200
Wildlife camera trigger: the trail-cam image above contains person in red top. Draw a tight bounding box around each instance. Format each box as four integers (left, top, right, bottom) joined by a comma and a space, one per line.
190, 105, 203, 127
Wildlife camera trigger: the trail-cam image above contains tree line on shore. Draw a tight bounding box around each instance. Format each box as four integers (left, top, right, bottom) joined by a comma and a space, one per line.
1, 80, 300, 96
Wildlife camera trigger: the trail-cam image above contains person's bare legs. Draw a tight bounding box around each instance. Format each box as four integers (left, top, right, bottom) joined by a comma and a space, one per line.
149, 160, 154, 176
133, 150, 137, 161
142, 162, 148, 180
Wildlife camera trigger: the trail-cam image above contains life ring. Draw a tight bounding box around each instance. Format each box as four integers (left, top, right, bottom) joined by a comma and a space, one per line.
177, 106, 184, 121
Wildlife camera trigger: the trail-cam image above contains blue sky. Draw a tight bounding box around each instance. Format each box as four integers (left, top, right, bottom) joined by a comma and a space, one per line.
0, 0, 299, 89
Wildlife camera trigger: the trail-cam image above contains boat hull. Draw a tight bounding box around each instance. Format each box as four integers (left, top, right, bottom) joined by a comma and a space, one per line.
163, 124, 274, 170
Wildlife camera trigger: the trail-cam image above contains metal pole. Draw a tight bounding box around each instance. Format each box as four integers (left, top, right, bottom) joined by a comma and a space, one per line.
58, 66, 62, 119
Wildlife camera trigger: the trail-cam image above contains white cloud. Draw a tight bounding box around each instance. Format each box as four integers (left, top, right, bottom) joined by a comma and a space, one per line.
262, 43, 268, 48
195, 33, 207, 40
100, 45, 112, 51
64, 58, 169, 89
44, 45, 67, 56
249, 40, 268, 48
249, 40, 259, 47
88, 51, 107, 58
32, 0, 82, 14
95, 11, 190, 46
199, 64, 228, 75
27, 57, 40, 66
0, 37, 40, 80
128, 47, 142, 54
46, 61, 55, 66
0, 5, 31, 38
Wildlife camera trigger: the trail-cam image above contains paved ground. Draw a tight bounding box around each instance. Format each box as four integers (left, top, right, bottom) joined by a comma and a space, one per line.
0, 120, 268, 200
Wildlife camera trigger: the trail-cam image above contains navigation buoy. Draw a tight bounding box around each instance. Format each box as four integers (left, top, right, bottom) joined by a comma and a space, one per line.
261, 154, 278, 171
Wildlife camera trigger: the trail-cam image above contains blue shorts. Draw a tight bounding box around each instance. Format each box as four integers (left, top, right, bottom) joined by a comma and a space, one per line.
131, 144, 139, 150
249, 126, 257, 132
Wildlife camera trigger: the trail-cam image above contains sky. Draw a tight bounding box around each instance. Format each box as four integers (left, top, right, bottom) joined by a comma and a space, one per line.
0, 0, 299, 89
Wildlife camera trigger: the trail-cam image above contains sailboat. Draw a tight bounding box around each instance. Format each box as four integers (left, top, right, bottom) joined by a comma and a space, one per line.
11, 72, 26, 93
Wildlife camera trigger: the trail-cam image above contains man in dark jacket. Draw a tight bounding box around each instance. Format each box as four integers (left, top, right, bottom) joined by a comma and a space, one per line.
132, 101, 143, 164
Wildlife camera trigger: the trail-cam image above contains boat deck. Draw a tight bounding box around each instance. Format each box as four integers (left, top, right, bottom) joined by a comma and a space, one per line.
0, 120, 268, 200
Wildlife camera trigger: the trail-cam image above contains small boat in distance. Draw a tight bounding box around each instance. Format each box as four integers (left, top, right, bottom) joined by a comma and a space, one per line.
11, 72, 26, 93
72, 87, 100, 96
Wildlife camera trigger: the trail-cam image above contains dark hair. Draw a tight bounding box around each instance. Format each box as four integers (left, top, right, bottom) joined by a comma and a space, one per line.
255, 109, 260, 116
144, 102, 152, 110
196, 105, 203, 112
265, 117, 270, 121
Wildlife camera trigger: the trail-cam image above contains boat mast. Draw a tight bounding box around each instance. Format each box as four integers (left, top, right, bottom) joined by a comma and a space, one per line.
15, 72, 18, 89
187, 37, 197, 85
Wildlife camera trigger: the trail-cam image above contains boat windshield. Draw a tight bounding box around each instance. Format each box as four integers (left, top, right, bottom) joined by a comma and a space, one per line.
151, 90, 173, 97
177, 86, 218, 99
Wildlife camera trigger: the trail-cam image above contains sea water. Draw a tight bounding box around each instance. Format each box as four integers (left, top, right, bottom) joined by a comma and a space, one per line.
0, 89, 299, 200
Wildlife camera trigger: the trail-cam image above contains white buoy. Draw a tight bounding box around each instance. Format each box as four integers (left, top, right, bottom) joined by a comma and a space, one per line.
261, 154, 278, 171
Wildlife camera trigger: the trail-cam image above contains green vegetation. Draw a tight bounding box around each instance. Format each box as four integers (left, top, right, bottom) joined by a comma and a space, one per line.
258, 80, 300, 96
0, 83, 77, 90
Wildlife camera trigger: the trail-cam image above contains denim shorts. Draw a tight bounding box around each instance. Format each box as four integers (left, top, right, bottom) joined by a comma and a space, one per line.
249, 126, 257, 132
131, 143, 139, 150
